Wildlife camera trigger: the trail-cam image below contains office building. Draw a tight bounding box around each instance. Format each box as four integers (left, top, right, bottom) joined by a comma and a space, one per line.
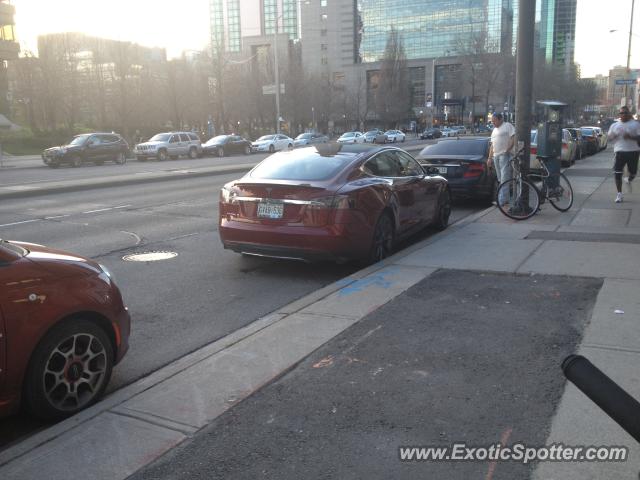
0, 0, 19, 117
536, 0, 577, 67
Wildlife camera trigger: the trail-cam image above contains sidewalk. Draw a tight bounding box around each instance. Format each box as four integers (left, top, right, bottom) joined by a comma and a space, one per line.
2, 147, 639, 479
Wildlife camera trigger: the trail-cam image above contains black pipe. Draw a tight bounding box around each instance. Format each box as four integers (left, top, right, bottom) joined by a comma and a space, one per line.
562, 355, 640, 443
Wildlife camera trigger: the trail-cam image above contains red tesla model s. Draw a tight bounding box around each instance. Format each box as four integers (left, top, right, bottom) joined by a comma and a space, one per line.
219, 144, 450, 263
0, 239, 130, 419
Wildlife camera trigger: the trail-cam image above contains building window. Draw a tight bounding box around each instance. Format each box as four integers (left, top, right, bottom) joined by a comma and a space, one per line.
321, 56, 328, 65
321, 29, 327, 36
321, 14, 328, 21
321, 0, 327, 6
321, 44, 328, 51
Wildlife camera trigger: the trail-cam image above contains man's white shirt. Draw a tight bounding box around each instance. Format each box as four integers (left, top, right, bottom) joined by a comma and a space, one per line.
491, 122, 516, 156
607, 120, 640, 152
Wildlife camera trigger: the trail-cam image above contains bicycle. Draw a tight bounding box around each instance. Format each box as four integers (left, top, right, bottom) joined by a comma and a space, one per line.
496, 149, 574, 220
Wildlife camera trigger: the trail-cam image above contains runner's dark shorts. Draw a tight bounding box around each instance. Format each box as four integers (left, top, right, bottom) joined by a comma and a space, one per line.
614, 150, 640, 176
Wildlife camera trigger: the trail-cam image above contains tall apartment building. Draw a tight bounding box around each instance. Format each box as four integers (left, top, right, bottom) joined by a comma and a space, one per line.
209, 0, 300, 54
537, 0, 577, 67
0, 0, 19, 117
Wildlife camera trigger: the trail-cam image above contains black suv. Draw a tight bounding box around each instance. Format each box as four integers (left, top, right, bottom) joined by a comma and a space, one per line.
42, 133, 129, 168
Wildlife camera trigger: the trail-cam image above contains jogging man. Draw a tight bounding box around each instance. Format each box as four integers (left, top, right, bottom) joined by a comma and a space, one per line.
607, 106, 640, 203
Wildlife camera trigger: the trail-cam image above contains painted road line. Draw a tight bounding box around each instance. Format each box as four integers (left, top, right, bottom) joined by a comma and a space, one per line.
82, 205, 131, 214
0, 219, 41, 228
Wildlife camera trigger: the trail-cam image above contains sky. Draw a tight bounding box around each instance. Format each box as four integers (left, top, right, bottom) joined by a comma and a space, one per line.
11, 0, 640, 79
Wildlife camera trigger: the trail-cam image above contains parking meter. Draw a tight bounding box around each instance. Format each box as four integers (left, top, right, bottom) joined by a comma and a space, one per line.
535, 101, 567, 190
535, 101, 567, 159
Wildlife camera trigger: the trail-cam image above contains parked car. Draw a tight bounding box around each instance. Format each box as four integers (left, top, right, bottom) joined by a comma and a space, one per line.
251, 134, 294, 153
452, 125, 467, 135
202, 135, 252, 157
0, 239, 130, 419
567, 128, 588, 160
420, 128, 442, 140
441, 128, 459, 138
218, 144, 451, 264
42, 133, 129, 168
476, 125, 492, 134
134, 131, 202, 161
293, 132, 330, 147
530, 129, 576, 168
417, 137, 496, 203
337, 131, 365, 144
384, 130, 406, 142
582, 126, 608, 151
580, 127, 600, 155
364, 129, 387, 143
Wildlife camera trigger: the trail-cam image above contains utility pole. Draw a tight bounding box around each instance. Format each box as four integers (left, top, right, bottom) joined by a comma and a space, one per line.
515, 0, 536, 172
626, 0, 636, 110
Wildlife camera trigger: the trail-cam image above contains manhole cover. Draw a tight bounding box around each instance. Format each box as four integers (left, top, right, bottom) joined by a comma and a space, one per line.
123, 251, 178, 262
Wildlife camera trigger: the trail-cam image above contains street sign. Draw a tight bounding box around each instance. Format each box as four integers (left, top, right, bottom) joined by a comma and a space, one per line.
615, 79, 636, 85
262, 84, 285, 95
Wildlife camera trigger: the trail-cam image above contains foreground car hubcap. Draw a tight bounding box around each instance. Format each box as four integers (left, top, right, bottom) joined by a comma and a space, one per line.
43, 333, 108, 411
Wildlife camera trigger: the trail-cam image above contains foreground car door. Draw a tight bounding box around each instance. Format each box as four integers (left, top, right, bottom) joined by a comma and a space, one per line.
394, 150, 439, 223
363, 152, 419, 233
0, 304, 5, 391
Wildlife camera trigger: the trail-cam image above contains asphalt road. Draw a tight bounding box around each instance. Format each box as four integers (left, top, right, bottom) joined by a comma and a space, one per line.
132, 270, 602, 480
0, 171, 482, 449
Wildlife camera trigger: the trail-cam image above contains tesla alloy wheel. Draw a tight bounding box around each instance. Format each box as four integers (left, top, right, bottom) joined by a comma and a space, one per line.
24, 319, 114, 419
368, 213, 394, 264
434, 188, 451, 230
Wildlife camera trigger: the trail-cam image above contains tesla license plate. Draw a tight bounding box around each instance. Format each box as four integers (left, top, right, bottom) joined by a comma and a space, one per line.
437, 167, 448, 174
257, 202, 284, 219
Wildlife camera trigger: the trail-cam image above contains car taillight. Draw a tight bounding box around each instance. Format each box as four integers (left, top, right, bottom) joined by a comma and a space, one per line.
462, 162, 485, 178
310, 195, 353, 209
530, 146, 537, 155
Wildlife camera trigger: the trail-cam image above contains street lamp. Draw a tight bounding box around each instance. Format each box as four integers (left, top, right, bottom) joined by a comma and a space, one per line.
312, 106, 315, 132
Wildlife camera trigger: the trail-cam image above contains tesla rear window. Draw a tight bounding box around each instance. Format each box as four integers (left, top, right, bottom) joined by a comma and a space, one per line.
422, 140, 487, 155
251, 153, 352, 181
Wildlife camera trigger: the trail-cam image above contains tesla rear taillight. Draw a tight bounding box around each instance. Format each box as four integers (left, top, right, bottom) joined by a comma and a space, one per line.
462, 162, 485, 178
530, 146, 537, 156
310, 195, 353, 209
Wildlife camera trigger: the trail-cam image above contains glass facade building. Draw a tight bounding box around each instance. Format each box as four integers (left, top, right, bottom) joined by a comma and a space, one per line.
357, 0, 514, 63
537, 0, 576, 66
264, 0, 299, 40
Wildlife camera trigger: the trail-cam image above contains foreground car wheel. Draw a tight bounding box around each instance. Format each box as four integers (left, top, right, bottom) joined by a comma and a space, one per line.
71, 155, 82, 168
188, 147, 198, 159
368, 213, 394, 264
24, 319, 114, 420
218, 148, 225, 158
269, 145, 275, 153
115, 152, 127, 164
244, 146, 251, 155
157, 149, 168, 161
434, 188, 451, 231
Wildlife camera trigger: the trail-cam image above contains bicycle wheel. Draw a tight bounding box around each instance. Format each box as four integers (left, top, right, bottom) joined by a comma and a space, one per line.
496, 177, 540, 220
548, 173, 573, 212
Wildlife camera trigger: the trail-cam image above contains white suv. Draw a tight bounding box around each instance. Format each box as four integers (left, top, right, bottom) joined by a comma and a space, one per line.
134, 131, 202, 161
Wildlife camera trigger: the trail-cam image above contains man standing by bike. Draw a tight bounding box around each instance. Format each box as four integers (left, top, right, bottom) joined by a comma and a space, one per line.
607, 106, 640, 203
488, 113, 516, 204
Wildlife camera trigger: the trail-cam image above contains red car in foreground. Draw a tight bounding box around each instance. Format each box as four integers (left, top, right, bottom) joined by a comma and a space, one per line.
0, 239, 130, 419
219, 144, 450, 263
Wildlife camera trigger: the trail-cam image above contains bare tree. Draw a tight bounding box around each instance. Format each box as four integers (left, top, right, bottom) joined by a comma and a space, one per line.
374, 28, 411, 128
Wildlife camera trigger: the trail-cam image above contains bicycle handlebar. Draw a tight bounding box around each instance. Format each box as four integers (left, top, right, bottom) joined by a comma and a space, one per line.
562, 355, 640, 443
